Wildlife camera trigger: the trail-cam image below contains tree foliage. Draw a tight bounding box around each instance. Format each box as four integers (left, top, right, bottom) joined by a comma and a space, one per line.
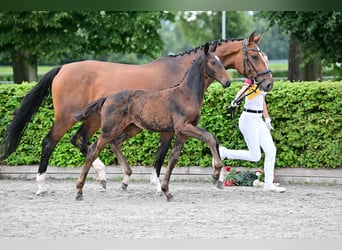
0, 11, 174, 82
0, 11, 173, 60
256, 11, 342, 67
177, 11, 251, 46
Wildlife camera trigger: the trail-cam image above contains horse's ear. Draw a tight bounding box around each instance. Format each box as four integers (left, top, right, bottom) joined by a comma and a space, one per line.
248, 31, 256, 43
204, 42, 210, 56
210, 42, 217, 53
253, 32, 263, 44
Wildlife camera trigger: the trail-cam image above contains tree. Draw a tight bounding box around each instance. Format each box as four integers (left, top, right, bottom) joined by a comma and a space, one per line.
250, 14, 289, 60
0, 11, 174, 83
177, 11, 251, 46
256, 11, 341, 81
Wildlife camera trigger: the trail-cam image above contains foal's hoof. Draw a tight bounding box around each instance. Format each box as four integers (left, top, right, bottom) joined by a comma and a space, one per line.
99, 180, 107, 191
35, 190, 48, 196
166, 194, 174, 202
120, 183, 128, 191
75, 192, 83, 201
216, 180, 224, 189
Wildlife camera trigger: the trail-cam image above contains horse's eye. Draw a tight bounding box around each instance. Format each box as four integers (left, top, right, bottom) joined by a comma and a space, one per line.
210, 60, 216, 65
252, 55, 258, 60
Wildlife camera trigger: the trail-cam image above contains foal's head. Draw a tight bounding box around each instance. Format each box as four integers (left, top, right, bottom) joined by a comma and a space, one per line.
202, 42, 231, 89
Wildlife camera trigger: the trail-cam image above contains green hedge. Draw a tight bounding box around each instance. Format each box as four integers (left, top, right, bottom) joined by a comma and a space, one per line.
0, 80, 341, 169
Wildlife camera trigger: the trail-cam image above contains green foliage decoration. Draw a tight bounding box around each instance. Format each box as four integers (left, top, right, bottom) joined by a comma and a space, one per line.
0, 81, 341, 168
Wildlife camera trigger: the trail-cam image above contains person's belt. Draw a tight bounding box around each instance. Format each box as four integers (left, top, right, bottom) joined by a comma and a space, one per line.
243, 108, 263, 114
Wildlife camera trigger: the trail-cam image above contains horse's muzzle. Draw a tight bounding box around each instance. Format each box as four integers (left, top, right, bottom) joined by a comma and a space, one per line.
222, 80, 231, 88
264, 82, 273, 92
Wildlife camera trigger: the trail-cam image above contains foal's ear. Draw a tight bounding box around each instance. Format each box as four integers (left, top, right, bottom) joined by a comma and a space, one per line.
204, 42, 210, 56
210, 42, 217, 53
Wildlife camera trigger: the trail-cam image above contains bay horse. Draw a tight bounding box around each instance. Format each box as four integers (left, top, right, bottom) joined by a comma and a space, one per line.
0, 32, 273, 195
73, 43, 231, 201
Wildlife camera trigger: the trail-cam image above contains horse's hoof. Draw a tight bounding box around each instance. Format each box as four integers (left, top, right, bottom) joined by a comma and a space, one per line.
120, 183, 128, 191
166, 194, 174, 202
212, 177, 218, 185
99, 180, 107, 191
216, 180, 224, 189
75, 192, 83, 201
35, 190, 48, 196
157, 191, 163, 196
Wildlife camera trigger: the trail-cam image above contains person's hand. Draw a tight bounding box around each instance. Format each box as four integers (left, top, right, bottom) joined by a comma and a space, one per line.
230, 99, 240, 108
265, 117, 274, 131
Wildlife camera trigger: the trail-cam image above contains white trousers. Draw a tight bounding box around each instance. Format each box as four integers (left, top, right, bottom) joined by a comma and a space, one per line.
219, 111, 276, 186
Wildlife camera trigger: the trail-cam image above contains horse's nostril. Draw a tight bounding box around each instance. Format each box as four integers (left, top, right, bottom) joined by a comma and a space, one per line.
267, 83, 273, 90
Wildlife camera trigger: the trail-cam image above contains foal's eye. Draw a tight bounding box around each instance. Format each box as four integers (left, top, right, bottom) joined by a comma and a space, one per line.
210, 60, 216, 65
251, 55, 258, 60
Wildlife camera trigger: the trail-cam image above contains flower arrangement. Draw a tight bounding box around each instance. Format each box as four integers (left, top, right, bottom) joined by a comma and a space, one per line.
224, 166, 265, 187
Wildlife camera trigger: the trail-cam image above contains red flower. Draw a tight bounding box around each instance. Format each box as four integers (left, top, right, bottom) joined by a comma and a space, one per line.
224, 180, 236, 186
225, 166, 231, 172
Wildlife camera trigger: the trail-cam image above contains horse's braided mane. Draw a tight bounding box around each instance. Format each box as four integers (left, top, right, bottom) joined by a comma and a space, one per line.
166, 38, 244, 88
168, 38, 243, 58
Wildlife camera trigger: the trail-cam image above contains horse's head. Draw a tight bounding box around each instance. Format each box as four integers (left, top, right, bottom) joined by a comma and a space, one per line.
203, 42, 231, 89
239, 32, 274, 92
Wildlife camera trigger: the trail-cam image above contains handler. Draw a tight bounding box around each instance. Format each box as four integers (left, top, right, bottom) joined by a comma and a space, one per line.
219, 53, 286, 193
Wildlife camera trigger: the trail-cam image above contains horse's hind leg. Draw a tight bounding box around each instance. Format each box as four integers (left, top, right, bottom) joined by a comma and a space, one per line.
70, 118, 107, 190
161, 136, 186, 202
151, 132, 174, 194
109, 142, 132, 191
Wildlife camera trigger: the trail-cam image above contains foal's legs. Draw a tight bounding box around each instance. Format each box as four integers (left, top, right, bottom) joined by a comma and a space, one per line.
150, 132, 174, 194
161, 136, 186, 201
70, 117, 107, 190
175, 124, 224, 189
76, 136, 109, 200
108, 142, 132, 190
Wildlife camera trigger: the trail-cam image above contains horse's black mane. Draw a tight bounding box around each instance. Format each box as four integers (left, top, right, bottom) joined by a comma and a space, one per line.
168, 38, 244, 58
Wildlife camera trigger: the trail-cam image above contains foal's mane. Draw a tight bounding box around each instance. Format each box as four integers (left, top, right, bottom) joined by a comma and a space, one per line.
169, 51, 208, 89
168, 38, 244, 58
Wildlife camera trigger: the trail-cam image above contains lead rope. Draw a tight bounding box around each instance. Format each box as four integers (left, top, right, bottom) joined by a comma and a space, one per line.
226, 78, 266, 121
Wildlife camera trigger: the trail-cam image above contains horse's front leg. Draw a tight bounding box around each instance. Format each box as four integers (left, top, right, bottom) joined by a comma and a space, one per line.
161, 136, 185, 202
151, 132, 174, 194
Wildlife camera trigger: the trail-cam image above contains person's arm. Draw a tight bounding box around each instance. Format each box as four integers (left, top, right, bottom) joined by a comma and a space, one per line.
231, 79, 251, 107
263, 99, 274, 131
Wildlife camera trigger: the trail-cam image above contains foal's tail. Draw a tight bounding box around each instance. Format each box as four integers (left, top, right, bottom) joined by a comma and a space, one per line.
0, 66, 62, 161
73, 97, 107, 122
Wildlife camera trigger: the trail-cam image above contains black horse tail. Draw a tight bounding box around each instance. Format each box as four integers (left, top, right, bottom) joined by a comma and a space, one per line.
73, 97, 107, 122
0, 66, 62, 161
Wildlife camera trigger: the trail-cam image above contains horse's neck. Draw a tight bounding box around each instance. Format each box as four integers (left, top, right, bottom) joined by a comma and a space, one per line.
215, 39, 242, 69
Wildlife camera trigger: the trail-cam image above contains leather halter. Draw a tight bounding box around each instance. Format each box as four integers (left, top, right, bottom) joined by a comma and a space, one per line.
242, 39, 272, 85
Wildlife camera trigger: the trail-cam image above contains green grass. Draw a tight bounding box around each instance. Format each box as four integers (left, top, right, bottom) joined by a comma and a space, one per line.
0, 65, 55, 76
269, 61, 288, 72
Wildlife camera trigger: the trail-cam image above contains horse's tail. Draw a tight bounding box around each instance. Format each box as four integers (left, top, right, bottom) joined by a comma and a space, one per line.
73, 97, 107, 122
0, 66, 62, 161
